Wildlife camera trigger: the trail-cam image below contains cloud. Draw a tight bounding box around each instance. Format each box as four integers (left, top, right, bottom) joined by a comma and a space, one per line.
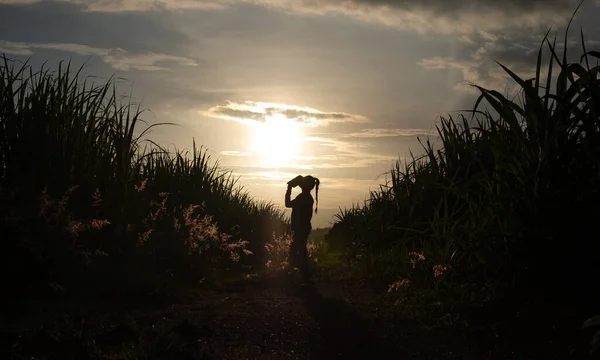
0, 39, 198, 71
253, 0, 581, 34
416, 29, 592, 92
235, 170, 379, 188
202, 101, 369, 127
0, 0, 38, 4
222, 135, 397, 170
221, 150, 252, 157
0, 0, 226, 11
341, 128, 437, 138
3, 0, 588, 35
0, 40, 32, 55
299, 136, 397, 169
233, 170, 299, 182
231, 169, 383, 193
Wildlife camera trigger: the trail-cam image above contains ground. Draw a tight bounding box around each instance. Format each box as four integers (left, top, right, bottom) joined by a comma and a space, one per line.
0, 268, 593, 359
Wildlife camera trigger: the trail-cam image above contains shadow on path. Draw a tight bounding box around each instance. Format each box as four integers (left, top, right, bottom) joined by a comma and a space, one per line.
295, 280, 394, 360
225, 274, 398, 359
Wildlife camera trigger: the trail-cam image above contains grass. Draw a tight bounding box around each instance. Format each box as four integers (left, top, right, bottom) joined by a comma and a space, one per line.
328, 8, 600, 345
0, 55, 290, 327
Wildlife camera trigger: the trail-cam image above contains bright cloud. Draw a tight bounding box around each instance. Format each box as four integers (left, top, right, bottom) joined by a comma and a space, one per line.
342, 128, 437, 138
221, 150, 252, 157
298, 136, 397, 169
202, 101, 369, 127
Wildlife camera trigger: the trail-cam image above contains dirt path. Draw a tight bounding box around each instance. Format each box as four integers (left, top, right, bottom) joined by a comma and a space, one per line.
3, 273, 532, 359
176, 275, 493, 360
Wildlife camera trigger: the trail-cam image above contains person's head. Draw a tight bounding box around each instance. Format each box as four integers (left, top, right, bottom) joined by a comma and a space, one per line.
299, 175, 320, 213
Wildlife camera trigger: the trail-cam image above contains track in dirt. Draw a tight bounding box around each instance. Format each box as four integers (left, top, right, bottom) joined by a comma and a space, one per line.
2, 274, 557, 360
295, 281, 389, 359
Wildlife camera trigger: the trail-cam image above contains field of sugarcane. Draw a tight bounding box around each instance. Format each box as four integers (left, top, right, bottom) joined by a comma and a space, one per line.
4, 6, 600, 357
326, 19, 600, 331
0, 55, 292, 318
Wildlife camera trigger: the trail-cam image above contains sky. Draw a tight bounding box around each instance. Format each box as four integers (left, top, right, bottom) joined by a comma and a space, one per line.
1, 0, 600, 228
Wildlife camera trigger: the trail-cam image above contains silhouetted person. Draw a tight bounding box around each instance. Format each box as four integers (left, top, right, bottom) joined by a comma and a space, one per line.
285, 175, 319, 279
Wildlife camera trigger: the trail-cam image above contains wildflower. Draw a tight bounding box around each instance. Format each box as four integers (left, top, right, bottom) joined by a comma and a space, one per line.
307, 241, 317, 257
65, 185, 80, 195
204, 223, 218, 239
92, 188, 102, 207
394, 298, 407, 306
230, 252, 241, 262
150, 193, 169, 221
94, 250, 109, 258
90, 219, 111, 230
183, 205, 200, 225
388, 279, 411, 293
39, 187, 53, 216
408, 251, 426, 268
408, 251, 426, 262
433, 264, 452, 278
263, 232, 293, 274
66, 220, 84, 237
134, 178, 147, 192
47, 282, 65, 293
185, 238, 200, 254
221, 233, 234, 243
58, 185, 79, 215
138, 229, 153, 246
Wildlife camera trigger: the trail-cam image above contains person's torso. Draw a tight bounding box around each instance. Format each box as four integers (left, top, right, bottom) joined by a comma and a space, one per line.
291, 192, 313, 229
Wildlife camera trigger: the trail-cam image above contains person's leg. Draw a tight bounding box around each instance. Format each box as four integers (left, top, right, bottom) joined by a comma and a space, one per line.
297, 229, 310, 278
289, 229, 307, 277
289, 230, 302, 271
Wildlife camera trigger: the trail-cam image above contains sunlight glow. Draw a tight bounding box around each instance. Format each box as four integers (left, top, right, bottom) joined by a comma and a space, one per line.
250, 114, 303, 167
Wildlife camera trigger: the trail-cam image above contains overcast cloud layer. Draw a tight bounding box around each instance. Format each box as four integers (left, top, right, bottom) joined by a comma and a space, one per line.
1, 0, 589, 33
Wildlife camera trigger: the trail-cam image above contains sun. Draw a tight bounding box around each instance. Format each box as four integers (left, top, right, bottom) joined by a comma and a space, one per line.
250, 114, 303, 167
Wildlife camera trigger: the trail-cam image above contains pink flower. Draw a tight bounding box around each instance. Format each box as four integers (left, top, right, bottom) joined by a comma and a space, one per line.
388, 279, 411, 292
92, 188, 102, 208
137, 229, 153, 245
134, 178, 147, 192
433, 264, 452, 278
408, 251, 426, 262
90, 219, 111, 230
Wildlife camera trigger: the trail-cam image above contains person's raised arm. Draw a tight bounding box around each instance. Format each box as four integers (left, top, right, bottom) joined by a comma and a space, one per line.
285, 185, 294, 208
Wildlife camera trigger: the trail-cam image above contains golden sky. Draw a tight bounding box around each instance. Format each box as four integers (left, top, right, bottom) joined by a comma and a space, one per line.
1, 0, 599, 227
